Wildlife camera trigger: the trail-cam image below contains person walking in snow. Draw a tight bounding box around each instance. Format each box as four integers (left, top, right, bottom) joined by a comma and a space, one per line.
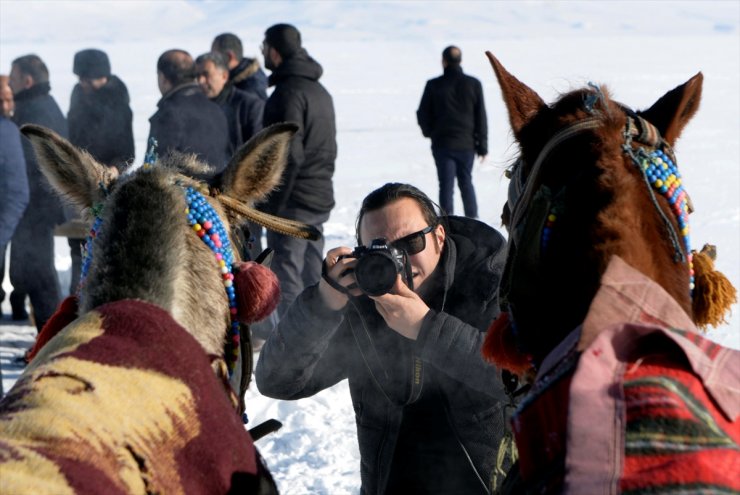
417, 45, 488, 218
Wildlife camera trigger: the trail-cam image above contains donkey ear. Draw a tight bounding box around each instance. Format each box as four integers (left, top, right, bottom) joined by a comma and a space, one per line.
486, 52, 546, 140
639, 72, 703, 147
220, 122, 299, 204
20, 124, 115, 210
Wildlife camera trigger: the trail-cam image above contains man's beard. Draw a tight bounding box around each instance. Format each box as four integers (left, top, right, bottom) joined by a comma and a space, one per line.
264, 57, 276, 71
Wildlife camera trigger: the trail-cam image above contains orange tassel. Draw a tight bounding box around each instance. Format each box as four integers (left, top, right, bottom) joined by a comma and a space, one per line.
482, 312, 533, 376
692, 244, 737, 330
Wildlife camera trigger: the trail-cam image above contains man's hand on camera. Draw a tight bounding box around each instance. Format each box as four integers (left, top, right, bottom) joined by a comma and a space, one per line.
370, 275, 430, 340
319, 247, 362, 311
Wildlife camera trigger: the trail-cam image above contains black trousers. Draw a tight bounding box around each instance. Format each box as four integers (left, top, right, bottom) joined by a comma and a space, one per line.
432, 146, 478, 218
266, 206, 329, 317
9, 215, 61, 331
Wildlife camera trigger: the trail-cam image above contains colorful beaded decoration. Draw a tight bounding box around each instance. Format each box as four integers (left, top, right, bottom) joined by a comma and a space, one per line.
185, 186, 241, 376
541, 212, 557, 252
77, 203, 105, 296
641, 148, 694, 293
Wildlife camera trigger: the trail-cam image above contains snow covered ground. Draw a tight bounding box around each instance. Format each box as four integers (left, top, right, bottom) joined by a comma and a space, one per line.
1, 1, 738, 493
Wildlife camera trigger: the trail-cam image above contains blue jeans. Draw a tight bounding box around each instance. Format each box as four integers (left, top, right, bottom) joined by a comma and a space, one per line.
432, 147, 478, 218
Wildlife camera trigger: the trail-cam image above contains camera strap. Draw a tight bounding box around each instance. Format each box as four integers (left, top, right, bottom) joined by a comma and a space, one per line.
321, 260, 357, 295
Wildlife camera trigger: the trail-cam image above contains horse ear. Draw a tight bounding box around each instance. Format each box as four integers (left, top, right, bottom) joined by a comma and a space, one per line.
219, 122, 299, 204
20, 124, 115, 210
639, 72, 703, 146
486, 51, 546, 139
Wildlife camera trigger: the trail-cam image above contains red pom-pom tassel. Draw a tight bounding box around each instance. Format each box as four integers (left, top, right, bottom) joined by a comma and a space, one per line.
26, 295, 79, 362
482, 312, 533, 376
232, 261, 280, 324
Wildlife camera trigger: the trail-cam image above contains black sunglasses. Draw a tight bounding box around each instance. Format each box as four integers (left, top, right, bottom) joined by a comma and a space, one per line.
390, 225, 435, 255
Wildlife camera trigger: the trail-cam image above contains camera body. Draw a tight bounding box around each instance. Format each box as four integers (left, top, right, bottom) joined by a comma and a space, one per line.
346, 238, 412, 296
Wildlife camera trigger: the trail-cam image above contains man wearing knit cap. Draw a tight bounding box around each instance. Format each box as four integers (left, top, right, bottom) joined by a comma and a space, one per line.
260, 23, 337, 317
65, 48, 135, 294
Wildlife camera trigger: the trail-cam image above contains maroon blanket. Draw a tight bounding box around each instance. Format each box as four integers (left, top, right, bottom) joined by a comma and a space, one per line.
0, 299, 275, 494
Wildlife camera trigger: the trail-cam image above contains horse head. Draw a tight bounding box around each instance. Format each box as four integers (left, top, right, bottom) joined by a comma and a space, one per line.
484, 53, 736, 370
20, 122, 318, 399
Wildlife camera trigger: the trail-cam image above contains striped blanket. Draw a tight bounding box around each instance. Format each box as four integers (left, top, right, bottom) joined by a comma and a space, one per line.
507, 258, 740, 494
0, 299, 275, 494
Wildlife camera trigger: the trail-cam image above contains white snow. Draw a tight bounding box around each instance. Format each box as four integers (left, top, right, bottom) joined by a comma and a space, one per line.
1, 1, 738, 493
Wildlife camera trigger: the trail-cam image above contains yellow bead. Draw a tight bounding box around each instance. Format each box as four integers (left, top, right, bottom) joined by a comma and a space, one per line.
548, 214, 557, 222
681, 227, 689, 235
185, 208, 189, 214
193, 224, 201, 231
218, 259, 226, 267
655, 179, 663, 187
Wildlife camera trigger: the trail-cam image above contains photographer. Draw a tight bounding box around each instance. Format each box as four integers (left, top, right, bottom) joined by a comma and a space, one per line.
256, 183, 514, 494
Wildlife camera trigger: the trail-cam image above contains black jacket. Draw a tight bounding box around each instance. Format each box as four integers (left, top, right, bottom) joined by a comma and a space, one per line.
12, 82, 69, 226
0, 117, 29, 248
417, 66, 488, 156
148, 83, 231, 177
214, 84, 264, 153
68, 75, 135, 170
229, 57, 268, 101
262, 49, 337, 214
256, 217, 513, 494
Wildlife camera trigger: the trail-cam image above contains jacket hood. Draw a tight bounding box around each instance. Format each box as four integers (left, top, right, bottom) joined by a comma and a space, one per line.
267, 49, 323, 86
230, 57, 262, 86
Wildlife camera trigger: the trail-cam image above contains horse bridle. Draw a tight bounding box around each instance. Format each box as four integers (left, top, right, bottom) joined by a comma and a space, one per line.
502, 107, 695, 314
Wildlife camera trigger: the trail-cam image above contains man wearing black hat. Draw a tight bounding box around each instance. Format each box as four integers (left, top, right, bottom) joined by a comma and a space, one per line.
260, 23, 337, 317
66, 49, 136, 293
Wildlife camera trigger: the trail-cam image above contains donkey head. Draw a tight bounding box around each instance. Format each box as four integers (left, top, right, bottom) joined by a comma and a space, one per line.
21, 123, 308, 375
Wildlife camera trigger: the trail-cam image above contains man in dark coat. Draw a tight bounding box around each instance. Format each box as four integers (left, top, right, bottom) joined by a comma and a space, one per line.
8, 54, 68, 331
66, 49, 135, 294
0, 75, 29, 319
256, 183, 515, 494
148, 49, 230, 179
212, 32, 268, 101
417, 46, 488, 218
260, 23, 337, 316
196, 51, 265, 260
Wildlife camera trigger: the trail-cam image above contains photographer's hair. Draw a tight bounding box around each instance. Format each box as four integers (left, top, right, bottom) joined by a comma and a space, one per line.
442, 45, 462, 68
157, 49, 195, 86
11, 54, 49, 84
356, 183, 443, 244
195, 52, 229, 72
212, 33, 243, 61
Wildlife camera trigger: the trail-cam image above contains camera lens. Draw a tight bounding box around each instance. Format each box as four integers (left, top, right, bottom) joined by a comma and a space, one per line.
354, 251, 400, 296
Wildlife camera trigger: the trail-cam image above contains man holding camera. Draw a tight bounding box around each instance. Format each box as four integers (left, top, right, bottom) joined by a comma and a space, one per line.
256, 183, 514, 494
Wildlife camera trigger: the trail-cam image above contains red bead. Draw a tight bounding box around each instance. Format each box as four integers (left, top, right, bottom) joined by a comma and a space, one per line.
197, 229, 206, 237
203, 220, 213, 230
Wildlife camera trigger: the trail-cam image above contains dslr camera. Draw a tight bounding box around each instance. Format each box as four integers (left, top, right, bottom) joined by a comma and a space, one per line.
343, 238, 413, 296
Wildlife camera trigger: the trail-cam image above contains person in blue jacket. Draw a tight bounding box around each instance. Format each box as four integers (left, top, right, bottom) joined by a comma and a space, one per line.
0, 75, 29, 319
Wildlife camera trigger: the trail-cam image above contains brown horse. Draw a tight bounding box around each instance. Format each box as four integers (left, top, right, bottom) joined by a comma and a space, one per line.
483, 54, 739, 493
0, 123, 317, 494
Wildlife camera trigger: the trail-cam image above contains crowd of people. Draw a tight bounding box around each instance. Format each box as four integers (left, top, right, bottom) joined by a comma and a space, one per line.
1, 24, 510, 494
